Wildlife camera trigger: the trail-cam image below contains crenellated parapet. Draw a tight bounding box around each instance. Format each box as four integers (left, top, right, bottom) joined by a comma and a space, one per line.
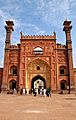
20, 32, 56, 40
57, 43, 66, 49
10, 44, 20, 49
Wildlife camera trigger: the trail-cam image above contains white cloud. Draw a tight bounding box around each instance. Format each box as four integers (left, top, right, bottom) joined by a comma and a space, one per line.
0, 9, 8, 19
25, 0, 32, 4
0, 0, 72, 29
20, 23, 46, 35
35, 0, 71, 27
0, 8, 22, 31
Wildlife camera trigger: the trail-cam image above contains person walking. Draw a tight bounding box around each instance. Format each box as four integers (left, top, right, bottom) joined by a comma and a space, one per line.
34, 88, 37, 96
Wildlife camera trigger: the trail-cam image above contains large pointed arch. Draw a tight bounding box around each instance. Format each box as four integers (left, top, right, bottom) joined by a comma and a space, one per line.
27, 58, 51, 89
31, 75, 46, 89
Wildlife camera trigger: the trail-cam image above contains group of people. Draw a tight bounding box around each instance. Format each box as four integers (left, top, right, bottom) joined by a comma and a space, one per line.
18, 87, 51, 97
7, 87, 51, 97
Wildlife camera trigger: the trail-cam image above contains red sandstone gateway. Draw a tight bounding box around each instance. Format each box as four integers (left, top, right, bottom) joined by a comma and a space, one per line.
0, 20, 76, 93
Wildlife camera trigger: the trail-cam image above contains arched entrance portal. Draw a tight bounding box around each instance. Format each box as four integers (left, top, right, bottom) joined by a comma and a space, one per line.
9, 80, 16, 90
31, 75, 46, 89
27, 58, 51, 90
60, 80, 67, 90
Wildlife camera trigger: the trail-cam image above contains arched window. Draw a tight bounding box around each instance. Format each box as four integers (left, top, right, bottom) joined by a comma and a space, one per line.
37, 65, 40, 70
59, 66, 67, 76
34, 47, 43, 55
10, 65, 17, 76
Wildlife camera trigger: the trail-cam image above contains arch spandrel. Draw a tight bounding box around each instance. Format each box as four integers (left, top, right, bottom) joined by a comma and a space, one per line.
27, 59, 50, 71
27, 58, 51, 68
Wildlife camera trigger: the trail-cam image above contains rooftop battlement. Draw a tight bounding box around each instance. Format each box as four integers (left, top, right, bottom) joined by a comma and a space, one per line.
20, 32, 56, 40
57, 43, 66, 49
10, 45, 19, 49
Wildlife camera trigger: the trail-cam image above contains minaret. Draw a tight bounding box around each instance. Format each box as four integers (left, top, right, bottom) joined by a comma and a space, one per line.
63, 20, 74, 94
2, 21, 14, 91
5, 21, 14, 49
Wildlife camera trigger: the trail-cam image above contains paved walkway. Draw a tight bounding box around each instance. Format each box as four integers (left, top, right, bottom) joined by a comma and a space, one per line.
0, 93, 76, 120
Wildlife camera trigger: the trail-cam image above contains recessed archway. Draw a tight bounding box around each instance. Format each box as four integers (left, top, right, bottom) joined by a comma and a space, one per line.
60, 80, 67, 90
9, 80, 17, 90
10, 65, 17, 76
27, 58, 51, 89
31, 75, 46, 89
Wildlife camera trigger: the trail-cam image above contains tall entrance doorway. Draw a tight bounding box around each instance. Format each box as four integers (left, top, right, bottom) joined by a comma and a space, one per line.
9, 80, 16, 90
60, 80, 67, 90
27, 58, 51, 90
31, 75, 46, 89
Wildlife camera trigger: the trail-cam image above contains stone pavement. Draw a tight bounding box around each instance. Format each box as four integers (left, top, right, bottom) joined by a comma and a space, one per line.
0, 93, 76, 120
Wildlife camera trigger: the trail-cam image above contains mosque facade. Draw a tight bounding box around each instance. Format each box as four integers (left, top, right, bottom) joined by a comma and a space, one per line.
0, 20, 76, 93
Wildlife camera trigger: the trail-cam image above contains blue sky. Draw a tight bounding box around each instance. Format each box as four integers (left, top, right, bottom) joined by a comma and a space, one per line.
0, 0, 76, 67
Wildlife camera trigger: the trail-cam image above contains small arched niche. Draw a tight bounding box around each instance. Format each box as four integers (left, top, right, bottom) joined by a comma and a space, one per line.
10, 65, 17, 76
34, 47, 43, 55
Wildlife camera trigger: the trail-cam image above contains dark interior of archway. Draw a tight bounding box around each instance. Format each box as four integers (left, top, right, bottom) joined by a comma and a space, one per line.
9, 80, 16, 90
31, 75, 46, 89
61, 82, 65, 90
60, 81, 67, 90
